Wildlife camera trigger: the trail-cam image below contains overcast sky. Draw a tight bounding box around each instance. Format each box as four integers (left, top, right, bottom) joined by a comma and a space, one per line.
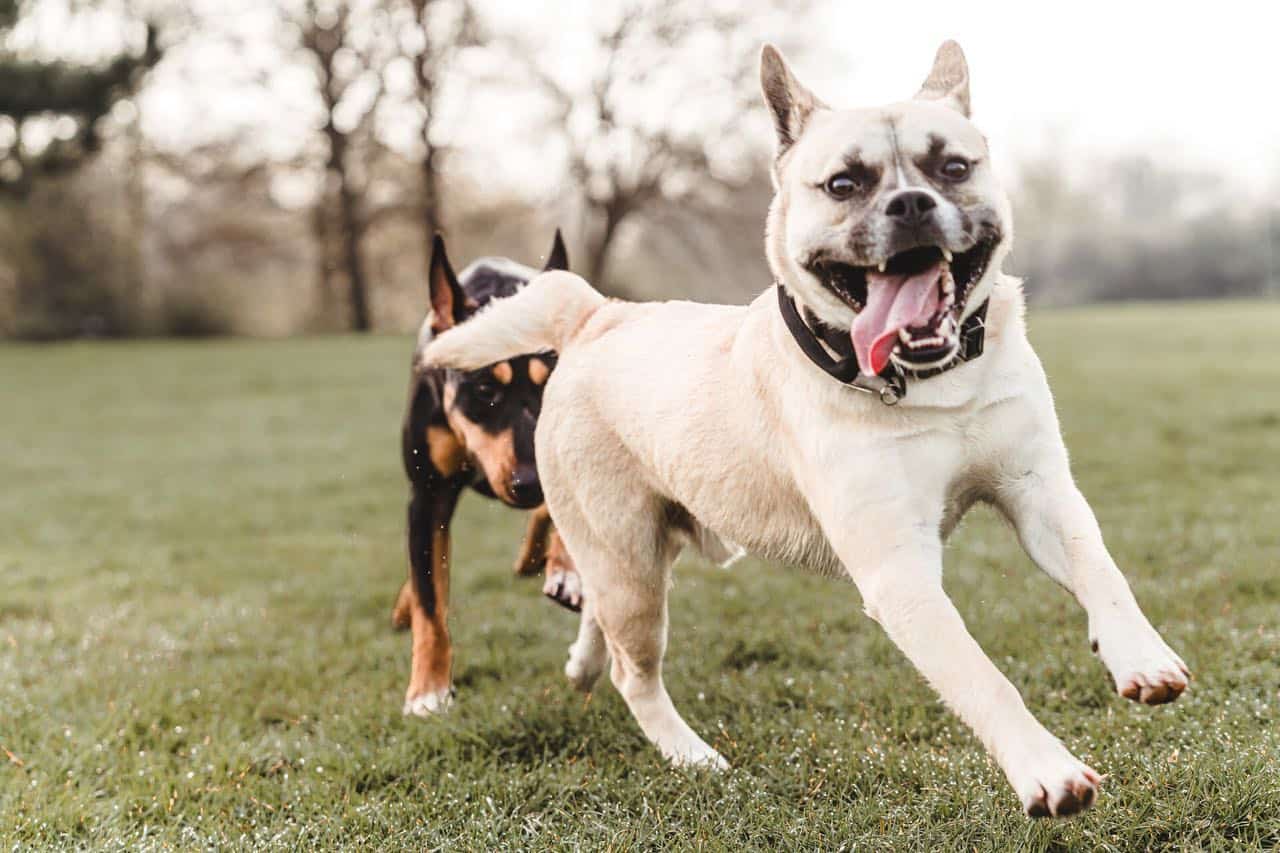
12, 0, 1277, 196
814, 0, 1277, 192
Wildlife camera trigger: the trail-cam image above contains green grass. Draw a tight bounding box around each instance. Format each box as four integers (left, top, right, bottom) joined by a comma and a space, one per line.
2, 301, 1279, 850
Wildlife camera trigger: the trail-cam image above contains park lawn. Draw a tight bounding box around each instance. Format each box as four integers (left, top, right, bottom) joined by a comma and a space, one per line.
1, 300, 1279, 851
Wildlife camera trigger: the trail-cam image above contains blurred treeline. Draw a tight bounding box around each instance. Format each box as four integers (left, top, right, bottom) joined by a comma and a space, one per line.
0, 0, 1275, 340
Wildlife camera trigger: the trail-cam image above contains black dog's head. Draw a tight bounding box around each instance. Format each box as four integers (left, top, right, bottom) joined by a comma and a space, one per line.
404, 232, 568, 508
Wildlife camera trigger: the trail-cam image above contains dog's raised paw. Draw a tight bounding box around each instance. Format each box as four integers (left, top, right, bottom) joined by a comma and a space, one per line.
403, 688, 453, 717
543, 568, 583, 612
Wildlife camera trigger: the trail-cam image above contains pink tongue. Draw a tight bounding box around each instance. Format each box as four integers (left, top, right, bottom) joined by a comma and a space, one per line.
852, 262, 944, 376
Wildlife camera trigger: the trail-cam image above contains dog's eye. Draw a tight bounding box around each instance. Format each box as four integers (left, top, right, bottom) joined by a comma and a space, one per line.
939, 157, 970, 182
824, 173, 858, 199
472, 383, 501, 405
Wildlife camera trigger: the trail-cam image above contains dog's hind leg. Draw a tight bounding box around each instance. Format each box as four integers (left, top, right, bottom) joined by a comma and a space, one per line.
390, 580, 413, 631
565, 528, 726, 770
564, 599, 608, 692
512, 505, 553, 577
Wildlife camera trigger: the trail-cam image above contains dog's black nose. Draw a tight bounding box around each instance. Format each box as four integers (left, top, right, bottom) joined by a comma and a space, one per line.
884, 189, 937, 226
509, 466, 543, 507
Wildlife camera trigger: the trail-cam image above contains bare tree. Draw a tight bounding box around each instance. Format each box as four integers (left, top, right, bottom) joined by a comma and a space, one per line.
503, 0, 791, 290
395, 0, 476, 266
296, 0, 391, 331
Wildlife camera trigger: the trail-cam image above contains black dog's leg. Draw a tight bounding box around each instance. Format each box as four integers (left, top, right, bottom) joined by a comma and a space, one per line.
401, 481, 462, 716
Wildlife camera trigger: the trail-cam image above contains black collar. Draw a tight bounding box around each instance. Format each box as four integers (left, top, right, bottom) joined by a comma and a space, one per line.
776, 284, 989, 405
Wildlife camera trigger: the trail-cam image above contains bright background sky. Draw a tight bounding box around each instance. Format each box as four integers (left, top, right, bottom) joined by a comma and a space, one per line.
813, 0, 1277, 193
12, 0, 1277, 196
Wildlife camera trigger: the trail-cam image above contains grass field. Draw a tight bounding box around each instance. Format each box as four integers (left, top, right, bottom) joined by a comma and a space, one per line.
2, 301, 1279, 850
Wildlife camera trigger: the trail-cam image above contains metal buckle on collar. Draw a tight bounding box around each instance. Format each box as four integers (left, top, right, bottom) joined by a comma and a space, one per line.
850, 371, 905, 406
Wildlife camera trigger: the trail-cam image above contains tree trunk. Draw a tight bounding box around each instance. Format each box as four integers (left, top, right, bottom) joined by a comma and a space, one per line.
337, 177, 370, 332
311, 197, 337, 328
410, 0, 443, 282
587, 201, 627, 289
320, 90, 370, 331
307, 9, 373, 333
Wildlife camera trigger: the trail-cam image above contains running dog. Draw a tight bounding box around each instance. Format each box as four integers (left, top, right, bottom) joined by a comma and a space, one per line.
419, 43, 1189, 817
394, 233, 580, 717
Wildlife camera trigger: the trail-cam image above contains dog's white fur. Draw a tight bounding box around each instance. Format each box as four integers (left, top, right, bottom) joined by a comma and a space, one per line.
421, 43, 1189, 817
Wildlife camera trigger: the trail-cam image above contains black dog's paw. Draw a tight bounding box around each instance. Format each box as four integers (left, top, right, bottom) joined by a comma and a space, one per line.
543, 568, 583, 612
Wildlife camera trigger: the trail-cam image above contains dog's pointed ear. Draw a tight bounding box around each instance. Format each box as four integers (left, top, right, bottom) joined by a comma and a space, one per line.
428, 234, 469, 332
915, 40, 970, 117
760, 44, 826, 155
543, 228, 569, 272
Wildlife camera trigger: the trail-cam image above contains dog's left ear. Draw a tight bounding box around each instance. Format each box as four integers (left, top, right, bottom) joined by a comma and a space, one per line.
760, 44, 827, 155
915, 40, 970, 117
543, 228, 569, 272
428, 234, 472, 332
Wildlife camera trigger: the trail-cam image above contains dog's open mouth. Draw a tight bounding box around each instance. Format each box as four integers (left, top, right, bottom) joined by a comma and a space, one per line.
814, 239, 995, 376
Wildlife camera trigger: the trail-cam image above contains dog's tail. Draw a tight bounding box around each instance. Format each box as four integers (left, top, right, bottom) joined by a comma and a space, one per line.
422, 271, 606, 371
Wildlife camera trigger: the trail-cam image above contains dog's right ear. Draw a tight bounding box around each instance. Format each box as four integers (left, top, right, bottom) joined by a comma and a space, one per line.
760, 44, 826, 156
543, 228, 569, 272
428, 234, 469, 332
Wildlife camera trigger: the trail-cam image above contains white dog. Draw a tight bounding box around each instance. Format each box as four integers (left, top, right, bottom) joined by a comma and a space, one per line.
421, 41, 1189, 817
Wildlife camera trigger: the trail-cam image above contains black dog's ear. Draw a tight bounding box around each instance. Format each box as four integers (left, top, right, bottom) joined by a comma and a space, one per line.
543, 228, 569, 272
428, 234, 469, 331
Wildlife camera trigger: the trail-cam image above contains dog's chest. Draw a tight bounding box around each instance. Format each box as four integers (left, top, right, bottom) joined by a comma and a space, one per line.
903, 396, 1028, 537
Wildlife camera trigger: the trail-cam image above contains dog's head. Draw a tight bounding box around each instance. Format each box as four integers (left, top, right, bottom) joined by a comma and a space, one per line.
409, 232, 568, 508
762, 41, 1011, 377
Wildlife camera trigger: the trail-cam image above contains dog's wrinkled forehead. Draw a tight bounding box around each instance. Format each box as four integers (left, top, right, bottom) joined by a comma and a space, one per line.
790, 103, 987, 186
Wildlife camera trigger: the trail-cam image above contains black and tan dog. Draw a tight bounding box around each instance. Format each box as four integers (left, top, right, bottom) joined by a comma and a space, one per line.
392, 233, 579, 717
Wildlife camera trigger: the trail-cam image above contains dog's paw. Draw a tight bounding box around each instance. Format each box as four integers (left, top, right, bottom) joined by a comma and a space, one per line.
669, 745, 730, 772
543, 568, 583, 612
1093, 621, 1189, 705
1011, 746, 1101, 818
402, 687, 453, 717
565, 649, 605, 693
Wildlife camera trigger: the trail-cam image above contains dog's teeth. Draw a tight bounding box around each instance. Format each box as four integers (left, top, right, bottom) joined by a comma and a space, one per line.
942, 249, 953, 263
877, 261, 887, 273
899, 329, 912, 343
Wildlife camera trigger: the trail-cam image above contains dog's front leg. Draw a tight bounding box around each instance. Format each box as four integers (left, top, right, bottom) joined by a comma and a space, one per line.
999, 457, 1189, 705
817, 494, 1099, 816
512, 505, 553, 577
402, 482, 462, 716
511, 505, 583, 611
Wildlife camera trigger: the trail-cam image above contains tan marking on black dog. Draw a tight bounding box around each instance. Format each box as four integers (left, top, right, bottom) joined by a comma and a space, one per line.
492, 362, 514, 385
442, 384, 520, 501
456, 423, 517, 502
528, 358, 550, 386
513, 504, 553, 576
406, 523, 453, 706
426, 425, 466, 477
391, 580, 413, 630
